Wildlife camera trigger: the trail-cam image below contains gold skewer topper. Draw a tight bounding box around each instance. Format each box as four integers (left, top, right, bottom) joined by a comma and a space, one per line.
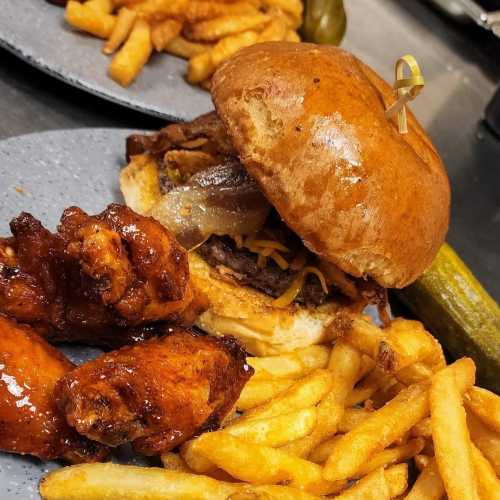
385, 54, 425, 134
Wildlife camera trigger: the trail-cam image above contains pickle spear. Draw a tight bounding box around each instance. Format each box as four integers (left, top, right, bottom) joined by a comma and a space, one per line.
396, 243, 500, 393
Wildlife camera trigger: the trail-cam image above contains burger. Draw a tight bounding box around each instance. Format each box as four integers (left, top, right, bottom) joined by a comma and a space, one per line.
120, 42, 450, 356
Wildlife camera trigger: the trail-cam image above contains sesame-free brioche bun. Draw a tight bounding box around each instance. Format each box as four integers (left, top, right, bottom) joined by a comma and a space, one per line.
211, 42, 450, 288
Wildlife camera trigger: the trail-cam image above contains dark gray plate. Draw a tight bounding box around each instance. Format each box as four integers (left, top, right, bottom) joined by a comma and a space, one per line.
0, 128, 156, 499
0, 127, 383, 498
0, 1, 212, 122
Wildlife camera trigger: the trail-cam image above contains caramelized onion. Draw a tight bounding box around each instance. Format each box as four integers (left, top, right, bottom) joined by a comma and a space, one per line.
149, 160, 271, 249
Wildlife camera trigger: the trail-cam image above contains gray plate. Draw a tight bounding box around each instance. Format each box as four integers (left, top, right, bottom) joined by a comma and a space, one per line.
0, 1, 212, 122
0, 127, 381, 498
0, 128, 159, 499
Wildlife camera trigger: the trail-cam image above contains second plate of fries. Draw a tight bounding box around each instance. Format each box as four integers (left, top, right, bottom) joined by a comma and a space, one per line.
0, 0, 303, 121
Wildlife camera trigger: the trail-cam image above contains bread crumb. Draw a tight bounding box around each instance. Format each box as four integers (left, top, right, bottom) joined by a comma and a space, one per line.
15, 186, 26, 195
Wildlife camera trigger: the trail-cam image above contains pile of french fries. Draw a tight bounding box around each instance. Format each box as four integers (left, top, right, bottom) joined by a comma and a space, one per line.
39, 315, 500, 499
63, 0, 302, 88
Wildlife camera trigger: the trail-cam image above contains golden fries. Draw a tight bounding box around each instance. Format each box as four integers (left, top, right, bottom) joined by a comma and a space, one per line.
405, 457, 445, 500
430, 359, 477, 500
333, 467, 389, 499
248, 345, 330, 379
464, 385, 500, 434
40, 463, 241, 500
240, 369, 333, 423
280, 340, 361, 458
185, 13, 270, 41
151, 19, 182, 51
165, 36, 212, 58
109, 18, 153, 86
103, 7, 137, 53
64, 0, 302, 87
467, 411, 500, 476
470, 443, 500, 500
39, 314, 500, 500
188, 432, 342, 495
65, 0, 117, 39
236, 377, 295, 410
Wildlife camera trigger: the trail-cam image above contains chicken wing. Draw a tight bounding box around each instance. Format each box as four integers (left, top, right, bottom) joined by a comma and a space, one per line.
0, 204, 206, 346
56, 329, 252, 454
0, 314, 108, 462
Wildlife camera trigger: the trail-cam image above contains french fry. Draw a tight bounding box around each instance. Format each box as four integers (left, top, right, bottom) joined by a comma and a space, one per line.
85, 0, 113, 13
234, 485, 323, 500
184, 13, 270, 42
284, 29, 300, 42
323, 358, 476, 482
385, 463, 409, 497
405, 457, 445, 500
430, 359, 478, 500
247, 345, 330, 380
344, 316, 384, 359
210, 30, 259, 67
236, 378, 295, 410
470, 443, 500, 500
161, 452, 191, 472
39, 463, 241, 500
281, 341, 361, 458
103, 7, 137, 54
258, 17, 287, 42
370, 380, 406, 408
333, 467, 390, 500
109, 18, 153, 86
227, 407, 317, 446
324, 381, 430, 481
355, 438, 424, 477
338, 408, 373, 433
262, 0, 302, 21
132, 0, 189, 22
240, 369, 333, 423
165, 36, 212, 58
394, 362, 434, 385
309, 435, 343, 464
346, 368, 393, 407
414, 454, 431, 472
187, 51, 216, 83
184, 1, 259, 23
65, 1, 117, 39
151, 19, 182, 51
183, 407, 318, 473
464, 386, 500, 434
410, 417, 432, 438
382, 319, 441, 372
189, 432, 344, 495
467, 411, 500, 477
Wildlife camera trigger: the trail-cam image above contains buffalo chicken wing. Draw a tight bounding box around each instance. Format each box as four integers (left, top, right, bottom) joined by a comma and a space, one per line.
0, 315, 108, 462
0, 204, 205, 346
56, 329, 252, 454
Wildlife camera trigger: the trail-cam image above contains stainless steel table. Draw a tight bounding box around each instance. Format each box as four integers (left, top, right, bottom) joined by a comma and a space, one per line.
0, 0, 499, 300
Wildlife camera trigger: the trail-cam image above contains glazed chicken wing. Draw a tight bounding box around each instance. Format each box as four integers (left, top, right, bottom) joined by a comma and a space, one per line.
0, 204, 206, 346
0, 315, 108, 462
56, 329, 252, 454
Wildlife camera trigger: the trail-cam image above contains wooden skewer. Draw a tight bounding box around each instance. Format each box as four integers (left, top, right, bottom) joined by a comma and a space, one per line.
385, 54, 425, 134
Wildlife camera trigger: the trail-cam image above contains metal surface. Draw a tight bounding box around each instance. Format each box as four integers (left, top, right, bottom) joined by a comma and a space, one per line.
0, 0, 212, 122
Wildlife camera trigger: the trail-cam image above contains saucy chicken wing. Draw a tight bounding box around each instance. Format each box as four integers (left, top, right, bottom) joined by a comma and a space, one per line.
0, 204, 206, 346
0, 314, 108, 462
56, 329, 252, 454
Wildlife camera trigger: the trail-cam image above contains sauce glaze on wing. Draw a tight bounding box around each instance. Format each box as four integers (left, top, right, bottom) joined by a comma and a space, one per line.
56, 328, 253, 454
0, 315, 108, 462
0, 204, 205, 346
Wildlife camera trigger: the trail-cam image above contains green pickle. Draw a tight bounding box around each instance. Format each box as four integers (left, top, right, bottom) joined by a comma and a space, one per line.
396, 243, 500, 393
301, 0, 346, 45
